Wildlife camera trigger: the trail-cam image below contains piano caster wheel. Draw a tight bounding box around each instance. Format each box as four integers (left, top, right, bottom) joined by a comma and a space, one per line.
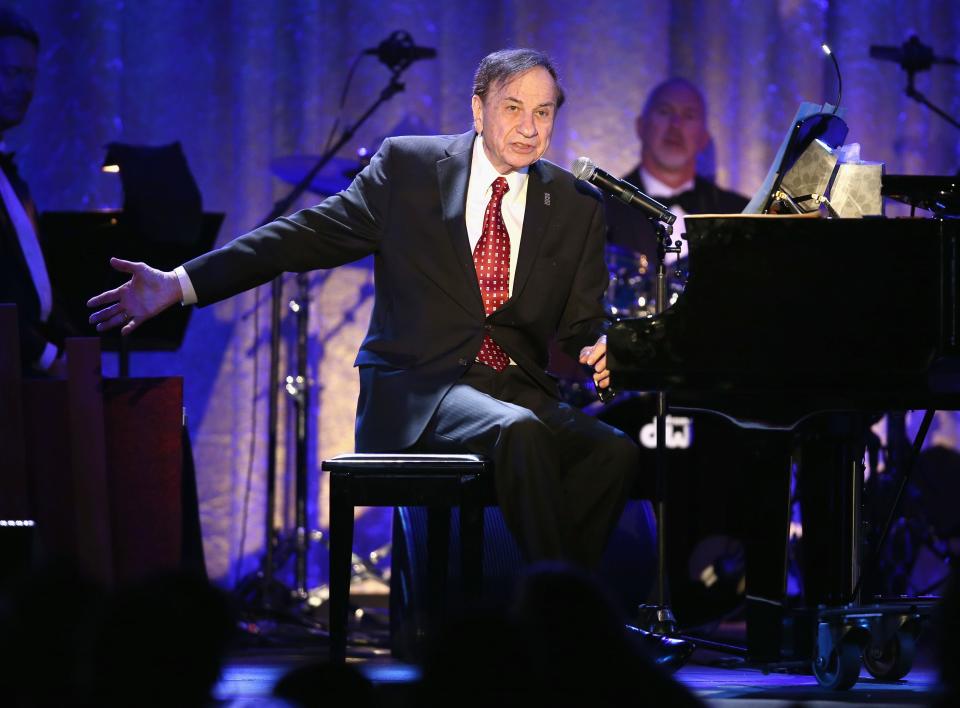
863, 629, 916, 682
813, 638, 861, 691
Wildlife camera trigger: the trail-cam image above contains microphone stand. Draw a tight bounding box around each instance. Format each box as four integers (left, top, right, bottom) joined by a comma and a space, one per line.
904, 69, 960, 132
639, 218, 682, 636
241, 63, 411, 620
875, 36, 960, 132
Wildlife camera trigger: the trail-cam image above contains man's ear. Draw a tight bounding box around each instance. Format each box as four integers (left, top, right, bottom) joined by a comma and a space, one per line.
472, 95, 484, 134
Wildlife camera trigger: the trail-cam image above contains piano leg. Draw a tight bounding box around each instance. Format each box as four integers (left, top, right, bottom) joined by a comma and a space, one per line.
796, 413, 873, 608
740, 429, 793, 663
740, 414, 874, 664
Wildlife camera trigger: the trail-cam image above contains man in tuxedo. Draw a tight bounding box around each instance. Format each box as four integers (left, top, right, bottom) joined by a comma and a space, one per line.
0, 9, 72, 374
605, 77, 748, 260
89, 49, 643, 572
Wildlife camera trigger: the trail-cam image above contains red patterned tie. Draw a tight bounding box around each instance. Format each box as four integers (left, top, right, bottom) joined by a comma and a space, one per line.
473, 176, 511, 371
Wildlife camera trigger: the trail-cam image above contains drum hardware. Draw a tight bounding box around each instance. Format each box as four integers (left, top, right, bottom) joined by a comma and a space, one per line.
270, 155, 367, 197
556, 246, 685, 409
603, 245, 687, 321
285, 273, 312, 600
233, 36, 423, 628
303, 533, 393, 613
870, 425, 960, 598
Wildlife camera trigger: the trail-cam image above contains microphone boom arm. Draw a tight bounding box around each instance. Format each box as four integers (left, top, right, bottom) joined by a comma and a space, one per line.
871, 35, 960, 132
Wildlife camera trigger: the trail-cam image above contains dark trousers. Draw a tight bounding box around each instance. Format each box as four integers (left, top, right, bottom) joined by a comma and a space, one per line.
409, 363, 640, 568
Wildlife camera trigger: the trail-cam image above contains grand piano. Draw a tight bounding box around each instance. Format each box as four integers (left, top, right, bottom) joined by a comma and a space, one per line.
606, 211, 960, 686
608, 214, 959, 422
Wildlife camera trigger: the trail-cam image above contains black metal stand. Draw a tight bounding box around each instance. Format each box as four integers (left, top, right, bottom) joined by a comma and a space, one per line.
290, 273, 310, 599
872, 36, 960, 132
807, 409, 939, 690
238, 64, 413, 618
852, 409, 936, 602
900, 42, 960, 133
639, 219, 682, 635
906, 79, 960, 131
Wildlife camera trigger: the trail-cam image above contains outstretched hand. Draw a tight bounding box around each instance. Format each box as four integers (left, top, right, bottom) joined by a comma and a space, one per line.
579, 335, 610, 390
87, 258, 183, 336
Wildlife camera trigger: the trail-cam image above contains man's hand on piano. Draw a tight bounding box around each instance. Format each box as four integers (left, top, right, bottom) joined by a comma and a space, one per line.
87, 258, 182, 336
579, 335, 610, 390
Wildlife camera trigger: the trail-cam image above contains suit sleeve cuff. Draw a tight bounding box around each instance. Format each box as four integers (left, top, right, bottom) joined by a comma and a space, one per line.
37, 342, 58, 372
174, 266, 198, 305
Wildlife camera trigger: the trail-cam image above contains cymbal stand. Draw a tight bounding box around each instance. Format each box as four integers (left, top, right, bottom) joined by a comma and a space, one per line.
240, 63, 412, 617
285, 272, 310, 600
638, 219, 682, 635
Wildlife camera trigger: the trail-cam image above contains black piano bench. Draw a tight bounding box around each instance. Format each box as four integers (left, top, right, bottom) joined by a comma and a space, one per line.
322, 453, 494, 663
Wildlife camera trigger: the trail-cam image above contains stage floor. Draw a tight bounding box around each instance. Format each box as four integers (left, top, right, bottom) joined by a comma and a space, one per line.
213, 647, 942, 706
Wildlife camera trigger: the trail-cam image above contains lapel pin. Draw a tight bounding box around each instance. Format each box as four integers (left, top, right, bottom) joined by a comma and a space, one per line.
544, 192, 551, 206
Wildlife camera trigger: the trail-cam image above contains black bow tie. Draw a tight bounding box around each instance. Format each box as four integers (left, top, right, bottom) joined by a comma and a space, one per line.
0, 150, 17, 174
652, 190, 696, 213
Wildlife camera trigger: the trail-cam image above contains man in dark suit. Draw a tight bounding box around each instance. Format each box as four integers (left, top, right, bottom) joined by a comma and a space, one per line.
89, 49, 643, 572
0, 9, 72, 374
606, 77, 748, 260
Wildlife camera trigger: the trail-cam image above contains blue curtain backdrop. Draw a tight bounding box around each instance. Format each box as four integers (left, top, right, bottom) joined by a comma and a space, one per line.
10, 0, 960, 586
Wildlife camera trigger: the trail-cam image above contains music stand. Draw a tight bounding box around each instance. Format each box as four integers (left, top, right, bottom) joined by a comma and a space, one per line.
40, 210, 223, 354
40, 141, 223, 372
744, 102, 848, 215
761, 112, 848, 214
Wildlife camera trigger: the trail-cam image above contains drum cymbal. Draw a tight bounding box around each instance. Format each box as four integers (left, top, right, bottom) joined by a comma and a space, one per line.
270, 155, 364, 196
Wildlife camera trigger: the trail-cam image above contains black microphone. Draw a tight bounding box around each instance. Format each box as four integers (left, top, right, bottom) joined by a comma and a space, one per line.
572, 156, 676, 225
364, 30, 436, 70
870, 35, 958, 73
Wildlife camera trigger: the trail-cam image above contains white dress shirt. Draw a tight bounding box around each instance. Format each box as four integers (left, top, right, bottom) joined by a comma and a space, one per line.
0, 151, 57, 369
640, 166, 693, 262
466, 135, 528, 295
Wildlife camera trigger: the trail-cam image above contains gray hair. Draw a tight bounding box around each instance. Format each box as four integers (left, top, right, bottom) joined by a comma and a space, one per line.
473, 48, 565, 109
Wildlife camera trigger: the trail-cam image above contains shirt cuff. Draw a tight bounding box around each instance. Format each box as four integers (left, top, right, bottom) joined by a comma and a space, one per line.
37, 342, 58, 372
174, 266, 198, 305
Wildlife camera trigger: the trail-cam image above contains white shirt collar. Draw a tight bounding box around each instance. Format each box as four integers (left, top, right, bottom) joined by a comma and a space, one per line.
472, 133, 529, 195
639, 166, 693, 198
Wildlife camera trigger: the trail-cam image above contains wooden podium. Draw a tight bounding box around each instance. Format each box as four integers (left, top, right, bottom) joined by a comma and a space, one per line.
1, 304, 192, 586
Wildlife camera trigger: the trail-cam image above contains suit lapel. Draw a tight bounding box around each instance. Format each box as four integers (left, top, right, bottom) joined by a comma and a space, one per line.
437, 132, 484, 313
509, 160, 554, 303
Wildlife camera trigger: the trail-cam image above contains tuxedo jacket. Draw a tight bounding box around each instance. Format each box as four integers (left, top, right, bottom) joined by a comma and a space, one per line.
604, 166, 749, 257
184, 131, 608, 451
0, 157, 72, 371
